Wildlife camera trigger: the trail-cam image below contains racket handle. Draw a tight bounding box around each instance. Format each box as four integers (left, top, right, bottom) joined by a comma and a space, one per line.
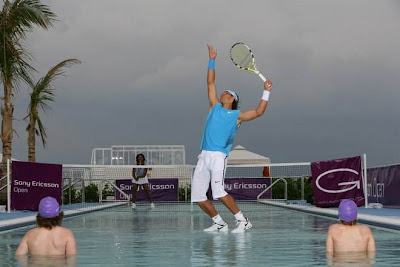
258, 73, 267, 82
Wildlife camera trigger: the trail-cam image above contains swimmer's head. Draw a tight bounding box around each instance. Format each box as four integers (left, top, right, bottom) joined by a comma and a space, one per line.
37, 197, 64, 229
39, 196, 60, 218
338, 199, 357, 224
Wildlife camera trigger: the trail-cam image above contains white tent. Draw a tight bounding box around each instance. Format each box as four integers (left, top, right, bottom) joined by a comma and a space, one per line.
227, 145, 271, 165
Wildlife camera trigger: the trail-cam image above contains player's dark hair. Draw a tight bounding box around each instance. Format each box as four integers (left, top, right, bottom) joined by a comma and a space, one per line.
136, 154, 145, 163
36, 211, 64, 229
232, 98, 239, 110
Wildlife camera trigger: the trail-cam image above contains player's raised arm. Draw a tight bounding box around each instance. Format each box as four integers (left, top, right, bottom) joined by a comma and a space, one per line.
207, 44, 219, 108
238, 80, 272, 123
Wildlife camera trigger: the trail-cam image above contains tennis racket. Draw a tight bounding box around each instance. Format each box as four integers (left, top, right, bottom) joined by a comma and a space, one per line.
230, 42, 266, 82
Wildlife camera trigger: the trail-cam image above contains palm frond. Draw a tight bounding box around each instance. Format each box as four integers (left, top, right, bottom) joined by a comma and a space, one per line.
1, 0, 56, 88
26, 58, 81, 147
35, 115, 46, 147
8, 0, 57, 39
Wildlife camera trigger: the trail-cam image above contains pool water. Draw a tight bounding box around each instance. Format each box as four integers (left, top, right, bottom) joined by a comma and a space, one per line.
1, 202, 399, 266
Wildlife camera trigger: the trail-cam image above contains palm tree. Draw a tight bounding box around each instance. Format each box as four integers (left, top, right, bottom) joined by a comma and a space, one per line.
25, 59, 80, 162
0, 0, 56, 203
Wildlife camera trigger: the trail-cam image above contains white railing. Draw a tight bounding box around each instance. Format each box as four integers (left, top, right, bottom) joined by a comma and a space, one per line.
91, 145, 186, 165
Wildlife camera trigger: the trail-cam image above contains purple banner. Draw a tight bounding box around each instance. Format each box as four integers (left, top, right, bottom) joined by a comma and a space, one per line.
367, 164, 400, 208
115, 179, 178, 201
209, 178, 271, 200
311, 156, 364, 208
11, 161, 62, 211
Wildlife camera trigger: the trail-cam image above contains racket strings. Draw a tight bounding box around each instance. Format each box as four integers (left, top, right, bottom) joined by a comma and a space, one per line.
230, 44, 255, 69
238, 53, 254, 69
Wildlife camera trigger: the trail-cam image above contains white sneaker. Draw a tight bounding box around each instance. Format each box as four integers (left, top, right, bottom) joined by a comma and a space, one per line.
203, 222, 228, 232
150, 203, 155, 209
231, 218, 252, 233
131, 203, 136, 209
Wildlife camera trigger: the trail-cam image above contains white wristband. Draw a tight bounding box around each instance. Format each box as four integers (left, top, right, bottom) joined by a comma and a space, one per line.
262, 90, 270, 101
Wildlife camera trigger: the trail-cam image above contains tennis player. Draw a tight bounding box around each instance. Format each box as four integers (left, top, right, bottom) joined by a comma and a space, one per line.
131, 154, 155, 209
191, 44, 272, 233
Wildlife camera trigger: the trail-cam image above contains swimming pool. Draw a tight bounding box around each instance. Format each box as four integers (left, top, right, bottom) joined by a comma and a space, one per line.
1, 202, 399, 266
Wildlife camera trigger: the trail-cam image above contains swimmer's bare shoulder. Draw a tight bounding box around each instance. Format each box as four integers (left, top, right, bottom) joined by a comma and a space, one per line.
57, 227, 77, 255
327, 223, 342, 233
326, 224, 338, 253
361, 225, 376, 252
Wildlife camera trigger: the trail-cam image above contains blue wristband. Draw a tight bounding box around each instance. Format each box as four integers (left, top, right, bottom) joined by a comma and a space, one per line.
208, 59, 215, 70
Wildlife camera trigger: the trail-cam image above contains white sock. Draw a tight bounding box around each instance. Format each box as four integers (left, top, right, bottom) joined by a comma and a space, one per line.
212, 214, 225, 224
234, 211, 246, 221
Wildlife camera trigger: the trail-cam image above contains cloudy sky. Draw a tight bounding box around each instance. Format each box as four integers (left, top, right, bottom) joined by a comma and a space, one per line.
6, 0, 400, 167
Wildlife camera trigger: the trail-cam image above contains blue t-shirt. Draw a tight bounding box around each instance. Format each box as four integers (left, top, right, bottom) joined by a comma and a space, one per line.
200, 103, 240, 155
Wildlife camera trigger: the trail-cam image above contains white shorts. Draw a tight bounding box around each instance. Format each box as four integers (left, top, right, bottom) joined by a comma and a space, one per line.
191, 150, 228, 202
132, 177, 149, 185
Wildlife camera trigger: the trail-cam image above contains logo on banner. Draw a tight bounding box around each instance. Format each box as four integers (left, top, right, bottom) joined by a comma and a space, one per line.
11, 161, 62, 211
316, 168, 360, 194
311, 155, 364, 207
208, 178, 271, 201
115, 179, 178, 201
367, 177, 385, 198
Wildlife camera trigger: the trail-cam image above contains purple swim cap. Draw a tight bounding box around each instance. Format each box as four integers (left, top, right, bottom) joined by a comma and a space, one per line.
38, 197, 60, 218
338, 199, 357, 222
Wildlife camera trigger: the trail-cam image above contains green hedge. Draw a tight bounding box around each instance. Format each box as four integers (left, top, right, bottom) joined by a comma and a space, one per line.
271, 177, 313, 204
